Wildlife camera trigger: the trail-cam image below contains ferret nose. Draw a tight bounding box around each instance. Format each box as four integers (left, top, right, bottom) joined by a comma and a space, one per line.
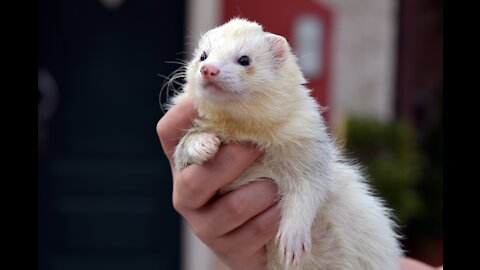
200, 64, 220, 79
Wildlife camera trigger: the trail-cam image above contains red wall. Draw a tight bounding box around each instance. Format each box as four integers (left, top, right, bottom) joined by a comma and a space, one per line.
222, 0, 333, 121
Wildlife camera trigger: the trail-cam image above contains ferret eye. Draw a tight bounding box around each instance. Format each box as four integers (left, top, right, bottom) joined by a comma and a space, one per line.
200, 52, 208, 61
238, 55, 250, 66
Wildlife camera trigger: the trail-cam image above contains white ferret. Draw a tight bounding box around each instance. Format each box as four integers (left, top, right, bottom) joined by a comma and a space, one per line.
168, 18, 403, 270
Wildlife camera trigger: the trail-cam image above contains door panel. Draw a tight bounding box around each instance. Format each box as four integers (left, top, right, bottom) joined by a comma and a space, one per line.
38, 1, 185, 269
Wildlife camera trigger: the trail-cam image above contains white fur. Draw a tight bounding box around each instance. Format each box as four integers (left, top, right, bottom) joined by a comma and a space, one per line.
170, 18, 402, 269
174, 131, 221, 171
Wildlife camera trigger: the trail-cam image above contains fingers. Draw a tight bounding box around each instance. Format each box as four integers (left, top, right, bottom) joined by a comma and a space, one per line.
157, 97, 277, 270
181, 180, 280, 265
193, 180, 278, 238
156, 98, 197, 165
218, 247, 268, 270
173, 143, 263, 210
213, 204, 281, 260
401, 257, 437, 270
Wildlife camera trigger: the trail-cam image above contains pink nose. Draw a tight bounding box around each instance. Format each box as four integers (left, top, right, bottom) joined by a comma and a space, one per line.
200, 64, 220, 79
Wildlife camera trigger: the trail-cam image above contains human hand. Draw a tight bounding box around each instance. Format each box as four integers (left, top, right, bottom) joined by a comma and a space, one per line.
156, 99, 281, 270
401, 257, 443, 270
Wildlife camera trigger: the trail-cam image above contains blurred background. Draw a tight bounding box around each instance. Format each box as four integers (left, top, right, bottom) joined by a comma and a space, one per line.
37, 0, 442, 269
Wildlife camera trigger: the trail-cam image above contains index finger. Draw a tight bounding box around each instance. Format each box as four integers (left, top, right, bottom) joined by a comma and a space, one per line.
156, 98, 197, 165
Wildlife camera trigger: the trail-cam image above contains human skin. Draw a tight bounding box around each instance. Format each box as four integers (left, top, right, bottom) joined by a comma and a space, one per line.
401, 257, 442, 270
156, 99, 442, 270
157, 99, 281, 270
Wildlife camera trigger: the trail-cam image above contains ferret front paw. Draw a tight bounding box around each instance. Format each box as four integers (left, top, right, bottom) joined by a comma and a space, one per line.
275, 223, 312, 268
186, 132, 221, 162
174, 132, 220, 170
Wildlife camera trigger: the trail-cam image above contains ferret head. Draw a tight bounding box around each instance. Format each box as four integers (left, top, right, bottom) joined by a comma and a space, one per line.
184, 18, 307, 106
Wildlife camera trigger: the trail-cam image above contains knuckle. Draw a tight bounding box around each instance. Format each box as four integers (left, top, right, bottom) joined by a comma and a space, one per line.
251, 216, 271, 237
171, 190, 184, 213
175, 170, 204, 209
178, 170, 199, 193
209, 237, 241, 259
220, 241, 246, 261
156, 119, 167, 140
207, 237, 226, 253
225, 192, 247, 217
193, 220, 214, 241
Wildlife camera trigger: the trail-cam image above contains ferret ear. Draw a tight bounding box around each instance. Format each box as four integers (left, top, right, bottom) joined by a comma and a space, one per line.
265, 33, 289, 64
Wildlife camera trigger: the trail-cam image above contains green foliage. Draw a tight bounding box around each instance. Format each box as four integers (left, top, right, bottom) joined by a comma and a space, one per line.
344, 118, 424, 225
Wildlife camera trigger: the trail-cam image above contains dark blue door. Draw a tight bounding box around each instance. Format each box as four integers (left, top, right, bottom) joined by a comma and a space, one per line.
38, 1, 185, 269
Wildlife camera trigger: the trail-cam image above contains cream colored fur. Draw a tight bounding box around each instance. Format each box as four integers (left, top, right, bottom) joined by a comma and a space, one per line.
170, 18, 402, 270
